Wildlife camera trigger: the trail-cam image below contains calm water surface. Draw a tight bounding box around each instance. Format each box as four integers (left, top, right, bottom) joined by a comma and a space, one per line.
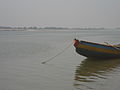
0, 29, 120, 90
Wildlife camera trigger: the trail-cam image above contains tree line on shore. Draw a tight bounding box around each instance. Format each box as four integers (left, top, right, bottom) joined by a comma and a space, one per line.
0, 26, 120, 30
0, 26, 106, 30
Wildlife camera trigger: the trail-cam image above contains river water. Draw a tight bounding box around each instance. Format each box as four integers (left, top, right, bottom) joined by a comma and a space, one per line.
0, 29, 120, 90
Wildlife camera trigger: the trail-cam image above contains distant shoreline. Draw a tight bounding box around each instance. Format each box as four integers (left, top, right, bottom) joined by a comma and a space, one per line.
0, 26, 120, 31
0, 28, 105, 31
0, 28, 26, 31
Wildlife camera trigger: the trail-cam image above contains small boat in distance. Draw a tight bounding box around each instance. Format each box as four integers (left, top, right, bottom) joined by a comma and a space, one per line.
74, 39, 120, 59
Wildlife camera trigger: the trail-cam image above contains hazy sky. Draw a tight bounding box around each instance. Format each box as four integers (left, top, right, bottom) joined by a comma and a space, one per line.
0, 0, 120, 28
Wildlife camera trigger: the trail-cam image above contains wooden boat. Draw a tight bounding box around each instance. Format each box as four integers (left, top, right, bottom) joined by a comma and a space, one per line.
74, 39, 120, 59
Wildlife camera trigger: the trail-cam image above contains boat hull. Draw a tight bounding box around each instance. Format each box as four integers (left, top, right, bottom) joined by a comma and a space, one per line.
74, 39, 120, 59
76, 47, 120, 59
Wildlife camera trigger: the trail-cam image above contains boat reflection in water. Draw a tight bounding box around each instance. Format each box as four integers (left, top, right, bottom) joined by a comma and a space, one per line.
74, 58, 120, 90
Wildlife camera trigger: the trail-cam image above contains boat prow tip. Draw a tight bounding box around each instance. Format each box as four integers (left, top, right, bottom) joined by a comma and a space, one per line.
74, 38, 79, 47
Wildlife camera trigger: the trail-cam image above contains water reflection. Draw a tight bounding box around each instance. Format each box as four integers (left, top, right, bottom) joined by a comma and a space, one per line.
74, 58, 120, 89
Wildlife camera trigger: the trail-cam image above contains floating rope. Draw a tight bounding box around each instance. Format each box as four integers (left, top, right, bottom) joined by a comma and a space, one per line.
41, 42, 73, 64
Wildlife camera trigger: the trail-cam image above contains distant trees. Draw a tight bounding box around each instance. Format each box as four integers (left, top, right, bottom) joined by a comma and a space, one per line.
0, 26, 12, 29
1, 26, 119, 30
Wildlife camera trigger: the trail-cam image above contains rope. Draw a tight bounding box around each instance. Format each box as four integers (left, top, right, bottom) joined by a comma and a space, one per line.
41, 42, 73, 64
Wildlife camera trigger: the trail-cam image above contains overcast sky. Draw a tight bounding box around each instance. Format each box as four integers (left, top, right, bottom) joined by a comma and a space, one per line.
0, 0, 120, 28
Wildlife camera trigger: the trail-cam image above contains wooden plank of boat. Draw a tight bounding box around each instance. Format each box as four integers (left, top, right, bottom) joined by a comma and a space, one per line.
74, 39, 120, 59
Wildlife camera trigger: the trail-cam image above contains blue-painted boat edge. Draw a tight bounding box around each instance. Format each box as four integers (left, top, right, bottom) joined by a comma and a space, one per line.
74, 39, 120, 59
